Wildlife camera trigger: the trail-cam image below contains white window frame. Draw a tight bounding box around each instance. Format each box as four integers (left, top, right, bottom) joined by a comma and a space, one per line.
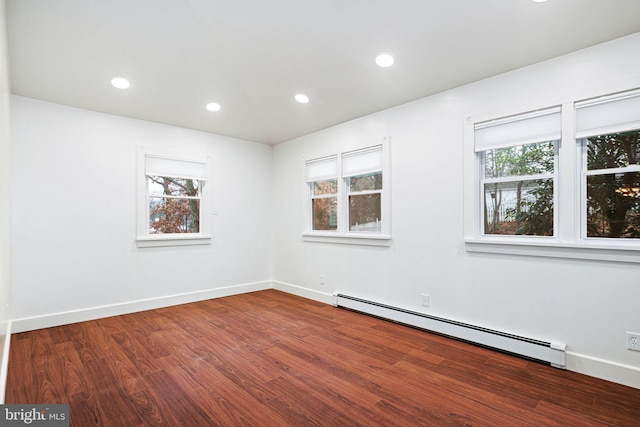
303, 138, 391, 246
306, 155, 339, 232
475, 107, 561, 240
576, 89, 640, 244
136, 146, 212, 248
464, 88, 640, 263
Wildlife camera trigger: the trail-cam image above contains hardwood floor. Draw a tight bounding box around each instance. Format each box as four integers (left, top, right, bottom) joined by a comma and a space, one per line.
6, 289, 640, 426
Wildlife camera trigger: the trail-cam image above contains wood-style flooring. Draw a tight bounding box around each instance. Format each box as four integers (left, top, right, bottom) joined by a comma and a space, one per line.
6, 289, 640, 426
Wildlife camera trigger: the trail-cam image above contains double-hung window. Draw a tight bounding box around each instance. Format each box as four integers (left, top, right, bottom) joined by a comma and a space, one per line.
307, 156, 338, 231
304, 142, 390, 245
474, 107, 560, 237
137, 147, 211, 247
343, 146, 384, 233
466, 87, 640, 262
576, 89, 640, 240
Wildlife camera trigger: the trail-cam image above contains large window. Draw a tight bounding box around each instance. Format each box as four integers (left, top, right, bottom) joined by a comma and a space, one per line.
475, 107, 560, 238
482, 142, 555, 236
465, 88, 640, 262
304, 142, 390, 245
577, 90, 640, 239
137, 147, 211, 247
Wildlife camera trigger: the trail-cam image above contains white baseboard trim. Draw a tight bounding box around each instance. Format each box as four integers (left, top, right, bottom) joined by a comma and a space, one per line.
0, 320, 11, 403
272, 280, 335, 305
566, 351, 640, 390
11, 281, 272, 333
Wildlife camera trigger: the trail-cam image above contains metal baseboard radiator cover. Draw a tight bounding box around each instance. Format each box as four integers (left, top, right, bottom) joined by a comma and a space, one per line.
334, 293, 566, 368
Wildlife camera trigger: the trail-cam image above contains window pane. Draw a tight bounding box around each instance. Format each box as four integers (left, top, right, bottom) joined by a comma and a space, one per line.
484, 141, 555, 178
349, 193, 381, 232
586, 172, 640, 238
312, 179, 337, 196
149, 198, 200, 234
484, 179, 553, 236
148, 176, 200, 197
312, 197, 337, 230
586, 129, 640, 171
349, 172, 382, 192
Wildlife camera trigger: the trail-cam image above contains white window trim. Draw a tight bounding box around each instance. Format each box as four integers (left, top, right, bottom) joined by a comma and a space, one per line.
136, 146, 212, 248
464, 94, 640, 264
303, 137, 391, 247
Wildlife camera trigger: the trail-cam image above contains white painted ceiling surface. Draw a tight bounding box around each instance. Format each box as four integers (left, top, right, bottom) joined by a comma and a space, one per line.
6, 0, 640, 145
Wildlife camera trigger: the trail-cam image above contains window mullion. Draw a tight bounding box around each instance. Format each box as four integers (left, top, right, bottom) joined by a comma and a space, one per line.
556, 101, 576, 242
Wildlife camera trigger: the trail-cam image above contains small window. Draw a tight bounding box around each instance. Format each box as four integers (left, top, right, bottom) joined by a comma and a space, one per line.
304, 141, 390, 245
137, 147, 211, 247
148, 176, 201, 234
347, 172, 382, 232
306, 156, 338, 231
343, 145, 383, 233
311, 179, 338, 231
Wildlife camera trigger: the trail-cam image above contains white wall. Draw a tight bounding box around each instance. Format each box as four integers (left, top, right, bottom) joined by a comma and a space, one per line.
10, 96, 273, 330
272, 33, 640, 388
0, 0, 12, 403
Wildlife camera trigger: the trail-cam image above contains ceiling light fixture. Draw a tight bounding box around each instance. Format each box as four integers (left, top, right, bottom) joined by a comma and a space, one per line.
375, 54, 394, 68
295, 94, 310, 104
531, 0, 548, 3
110, 77, 130, 89
206, 102, 221, 112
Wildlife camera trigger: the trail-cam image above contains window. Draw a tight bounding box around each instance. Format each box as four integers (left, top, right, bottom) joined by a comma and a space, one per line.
474, 107, 560, 238
465, 88, 640, 263
343, 146, 384, 233
137, 147, 211, 247
347, 171, 382, 232
306, 156, 338, 231
148, 176, 201, 234
304, 141, 390, 246
482, 142, 555, 236
577, 89, 640, 240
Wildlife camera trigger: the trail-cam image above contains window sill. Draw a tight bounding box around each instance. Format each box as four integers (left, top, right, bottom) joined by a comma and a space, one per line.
465, 238, 640, 263
136, 234, 212, 248
303, 232, 391, 247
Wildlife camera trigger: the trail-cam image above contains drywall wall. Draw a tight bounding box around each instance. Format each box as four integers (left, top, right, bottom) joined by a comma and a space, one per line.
10, 96, 273, 330
272, 33, 640, 388
0, 1, 12, 402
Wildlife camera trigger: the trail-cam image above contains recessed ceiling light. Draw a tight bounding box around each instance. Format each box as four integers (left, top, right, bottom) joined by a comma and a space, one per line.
295, 94, 310, 104
206, 102, 221, 112
111, 77, 130, 89
375, 54, 394, 68
531, 0, 548, 3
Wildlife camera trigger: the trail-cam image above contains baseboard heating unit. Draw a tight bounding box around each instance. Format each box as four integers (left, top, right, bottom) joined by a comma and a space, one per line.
334, 293, 566, 368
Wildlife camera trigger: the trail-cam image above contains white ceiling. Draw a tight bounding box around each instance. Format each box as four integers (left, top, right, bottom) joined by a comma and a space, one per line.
6, 0, 640, 145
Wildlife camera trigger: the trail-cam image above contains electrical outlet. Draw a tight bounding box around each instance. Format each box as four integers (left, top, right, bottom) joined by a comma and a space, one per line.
319, 275, 325, 285
421, 293, 430, 307
628, 332, 640, 351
